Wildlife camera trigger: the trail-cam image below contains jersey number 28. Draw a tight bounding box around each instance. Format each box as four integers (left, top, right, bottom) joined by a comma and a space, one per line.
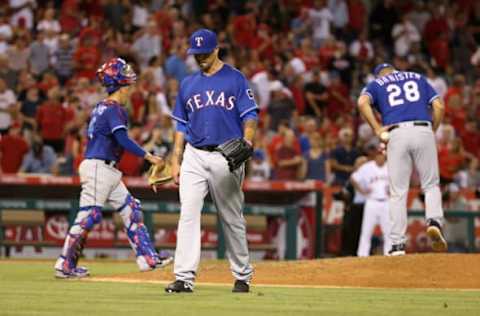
386, 80, 420, 106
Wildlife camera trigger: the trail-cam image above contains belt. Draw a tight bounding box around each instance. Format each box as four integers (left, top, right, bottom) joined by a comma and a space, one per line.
372, 198, 388, 202
388, 121, 431, 132
87, 158, 117, 167
104, 160, 117, 167
194, 145, 218, 152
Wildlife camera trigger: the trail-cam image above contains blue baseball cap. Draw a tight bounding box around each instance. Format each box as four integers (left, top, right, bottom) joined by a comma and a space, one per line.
187, 29, 218, 55
373, 63, 394, 77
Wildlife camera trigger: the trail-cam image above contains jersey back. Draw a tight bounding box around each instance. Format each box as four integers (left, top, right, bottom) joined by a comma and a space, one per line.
361, 71, 439, 125
171, 64, 258, 147
84, 100, 128, 162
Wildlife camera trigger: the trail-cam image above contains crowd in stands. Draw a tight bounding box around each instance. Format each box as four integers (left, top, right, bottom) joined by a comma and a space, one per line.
0, 0, 479, 193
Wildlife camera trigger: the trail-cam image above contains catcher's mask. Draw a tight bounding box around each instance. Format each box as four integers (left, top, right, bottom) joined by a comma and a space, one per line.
96, 57, 137, 94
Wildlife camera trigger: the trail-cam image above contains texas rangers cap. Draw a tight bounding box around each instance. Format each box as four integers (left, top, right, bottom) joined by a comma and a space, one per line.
373, 63, 394, 77
187, 28, 218, 54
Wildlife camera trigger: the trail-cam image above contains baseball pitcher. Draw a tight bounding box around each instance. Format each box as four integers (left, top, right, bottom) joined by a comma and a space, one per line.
164, 29, 257, 293
357, 63, 447, 255
54, 58, 172, 278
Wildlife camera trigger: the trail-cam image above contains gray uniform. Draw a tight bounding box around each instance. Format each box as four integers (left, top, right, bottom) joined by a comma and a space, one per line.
387, 122, 444, 245
175, 144, 253, 284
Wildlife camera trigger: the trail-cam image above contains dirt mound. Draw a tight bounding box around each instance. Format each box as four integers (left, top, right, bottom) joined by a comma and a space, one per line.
102, 254, 480, 289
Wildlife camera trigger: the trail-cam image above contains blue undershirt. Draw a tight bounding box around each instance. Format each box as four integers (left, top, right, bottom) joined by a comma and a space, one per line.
113, 129, 146, 158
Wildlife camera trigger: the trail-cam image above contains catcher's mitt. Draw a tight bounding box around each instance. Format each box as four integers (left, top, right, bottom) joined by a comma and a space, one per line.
147, 161, 173, 186
216, 138, 253, 172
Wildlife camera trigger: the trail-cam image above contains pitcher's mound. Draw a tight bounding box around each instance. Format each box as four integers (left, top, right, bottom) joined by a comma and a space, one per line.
103, 254, 480, 289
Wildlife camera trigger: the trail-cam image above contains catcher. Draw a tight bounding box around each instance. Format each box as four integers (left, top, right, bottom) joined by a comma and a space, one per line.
165, 28, 258, 293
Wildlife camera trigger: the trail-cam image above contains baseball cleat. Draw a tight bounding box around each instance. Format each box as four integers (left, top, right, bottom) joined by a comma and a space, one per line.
232, 280, 250, 293
165, 280, 194, 293
55, 266, 90, 279
388, 243, 406, 256
156, 255, 174, 268
426, 219, 448, 252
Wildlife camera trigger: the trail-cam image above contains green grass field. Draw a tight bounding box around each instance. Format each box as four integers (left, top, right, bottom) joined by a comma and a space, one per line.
1, 260, 479, 316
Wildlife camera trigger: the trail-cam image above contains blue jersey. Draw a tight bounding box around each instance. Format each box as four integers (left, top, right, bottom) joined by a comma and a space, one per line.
361, 71, 439, 125
171, 64, 258, 147
84, 100, 128, 161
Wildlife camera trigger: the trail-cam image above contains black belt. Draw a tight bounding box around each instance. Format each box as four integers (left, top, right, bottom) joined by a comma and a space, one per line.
388, 121, 430, 132
194, 145, 218, 152
105, 160, 117, 166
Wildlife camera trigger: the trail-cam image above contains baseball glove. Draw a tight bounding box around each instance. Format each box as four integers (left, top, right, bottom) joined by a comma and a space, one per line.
147, 161, 173, 186
217, 138, 253, 172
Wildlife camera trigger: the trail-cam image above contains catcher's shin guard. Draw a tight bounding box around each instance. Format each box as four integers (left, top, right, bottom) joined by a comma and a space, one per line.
118, 195, 160, 271
55, 206, 102, 276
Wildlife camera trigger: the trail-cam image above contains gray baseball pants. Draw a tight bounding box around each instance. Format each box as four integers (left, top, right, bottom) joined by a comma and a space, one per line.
174, 144, 253, 284
387, 123, 444, 246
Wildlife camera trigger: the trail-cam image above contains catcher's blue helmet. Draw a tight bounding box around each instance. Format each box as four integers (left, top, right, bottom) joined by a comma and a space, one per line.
96, 57, 136, 94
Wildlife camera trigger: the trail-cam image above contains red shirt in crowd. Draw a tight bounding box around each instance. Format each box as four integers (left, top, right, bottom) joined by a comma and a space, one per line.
73, 45, 101, 80
233, 14, 257, 48
118, 151, 143, 176
348, 0, 366, 34
273, 145, 301, 180
438, 144, 465, 181
36, 101, 74, 140
0, 134, 29, 173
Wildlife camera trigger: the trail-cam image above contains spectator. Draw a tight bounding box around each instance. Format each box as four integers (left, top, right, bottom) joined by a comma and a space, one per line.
19, 85, 43, 131
36, 87, 73, 153
391, 13, 421, 57
369, 0, 398, 47
0, 122, 29, 173
265, 80, 296, 132
347, 0, 367, 36
0, 78, 17, 135
247, 149, 271, 181
9, 0, 36, 30
328, 0, 348, 35
6, 37, 30, 72
308, 0, 333, 48
330, 127, 359, 185
299, 117, 318, 154
18, 135, 56, 174
300, 132, 331, 182
0, 14, 13, 43
0, 54, 17, 91
349, 29, 374, 64
132, 19, 162, 70
73, 36, 101, 80
325, 71, 350, 119
425, 67, 448, 100
438, 138, 467, 184
455, 158, 480, 189
273, 129, 303, 180
29, 32, 50, 76
53, 33, 74, 85
304, 70, 328, 117
165, 40, 190, 83
143, 124, 171, 159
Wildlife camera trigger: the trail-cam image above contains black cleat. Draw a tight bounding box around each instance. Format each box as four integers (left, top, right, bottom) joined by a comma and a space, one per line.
232, 280, 250, 293
165, 280, 193, 293
426, 219, 448, 252
388, 243, 406, 256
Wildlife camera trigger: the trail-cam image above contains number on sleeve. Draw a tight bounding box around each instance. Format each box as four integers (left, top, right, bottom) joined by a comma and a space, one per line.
386, 80, 420, 107
87, 116, 97, 139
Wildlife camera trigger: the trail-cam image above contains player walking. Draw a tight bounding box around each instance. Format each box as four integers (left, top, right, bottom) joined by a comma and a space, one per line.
54, 58, 172, 278
351, 148, 390, 256
165, 29, 257, 293
357, 63, 447, 255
